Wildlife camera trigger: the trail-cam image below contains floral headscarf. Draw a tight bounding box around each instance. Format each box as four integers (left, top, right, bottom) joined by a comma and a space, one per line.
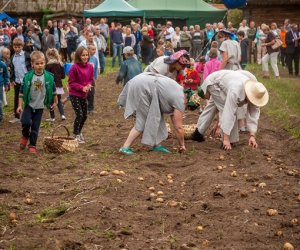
164, 50, 190, 65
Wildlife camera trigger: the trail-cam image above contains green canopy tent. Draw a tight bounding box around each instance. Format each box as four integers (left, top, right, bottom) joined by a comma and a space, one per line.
128, 0, 226, 26
83, 0, 145, 17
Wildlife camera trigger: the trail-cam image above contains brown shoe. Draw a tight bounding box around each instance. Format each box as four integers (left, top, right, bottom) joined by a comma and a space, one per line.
20, 137, 28, 150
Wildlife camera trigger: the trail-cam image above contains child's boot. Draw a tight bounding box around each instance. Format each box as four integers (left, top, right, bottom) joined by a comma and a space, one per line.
28, 146, 37, 154
20, 137, 28, 150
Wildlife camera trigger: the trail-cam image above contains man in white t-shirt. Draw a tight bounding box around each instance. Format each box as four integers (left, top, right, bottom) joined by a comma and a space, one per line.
165, 21, 174, 41
238, 19, 249, 39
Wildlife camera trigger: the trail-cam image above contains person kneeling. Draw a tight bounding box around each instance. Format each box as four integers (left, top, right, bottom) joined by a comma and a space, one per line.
191, 70, 269, 150
118, 72, 186, 155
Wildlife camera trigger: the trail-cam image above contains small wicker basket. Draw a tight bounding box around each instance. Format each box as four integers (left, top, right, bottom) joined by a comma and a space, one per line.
43, 125, 79, 153
166, 123, 197, 140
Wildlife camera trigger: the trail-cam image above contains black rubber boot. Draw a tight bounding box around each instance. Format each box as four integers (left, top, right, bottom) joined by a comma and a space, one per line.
191, 128, 205, 142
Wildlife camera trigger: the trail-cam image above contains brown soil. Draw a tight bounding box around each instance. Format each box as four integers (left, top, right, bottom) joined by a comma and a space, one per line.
0, 74, 299, 250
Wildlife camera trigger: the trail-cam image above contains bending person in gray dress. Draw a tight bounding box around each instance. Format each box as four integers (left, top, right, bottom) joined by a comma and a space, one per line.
118, 72, 186, 155
191, 70, 269, 150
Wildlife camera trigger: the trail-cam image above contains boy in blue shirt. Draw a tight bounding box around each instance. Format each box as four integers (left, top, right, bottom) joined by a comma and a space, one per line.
116, 46, 142, 86
87, 44, 99, 114
10, 38, 31, 123
17, 51, 57, 153
0, 59, 9, 122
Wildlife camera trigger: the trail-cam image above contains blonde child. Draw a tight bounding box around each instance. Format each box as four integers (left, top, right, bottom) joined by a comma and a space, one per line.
45, 48, 66, 121
17, 51, 57, 153
156, 46, 165, 58
183, 58, 200, 91
195, 56, 206, 83
87, 44, 99, 114
203, 48, 221, 80
1, 48, 11, 107
62, 52, 75, 106
205, 41, 221, 61
164, 41, 174, 56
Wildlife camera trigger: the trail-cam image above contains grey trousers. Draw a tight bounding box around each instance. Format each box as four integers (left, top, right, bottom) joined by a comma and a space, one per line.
196, 85, 239, 143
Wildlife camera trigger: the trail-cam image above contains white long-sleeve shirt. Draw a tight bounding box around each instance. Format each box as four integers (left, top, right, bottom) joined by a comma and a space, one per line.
202, 70, 260, 134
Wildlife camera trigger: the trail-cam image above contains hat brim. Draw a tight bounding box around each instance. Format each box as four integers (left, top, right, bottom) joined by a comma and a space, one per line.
219, 30, 235, 38
244, 80, 269, 107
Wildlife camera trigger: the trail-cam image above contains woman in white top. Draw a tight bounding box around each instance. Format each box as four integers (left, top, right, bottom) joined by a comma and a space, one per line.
171, 27, 181, 52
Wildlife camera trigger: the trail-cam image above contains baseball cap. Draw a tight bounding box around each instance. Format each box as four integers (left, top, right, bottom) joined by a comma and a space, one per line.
123, 46, 134, 54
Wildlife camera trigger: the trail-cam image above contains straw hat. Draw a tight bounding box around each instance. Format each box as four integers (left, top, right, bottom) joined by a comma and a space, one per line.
244, 80, 269, 107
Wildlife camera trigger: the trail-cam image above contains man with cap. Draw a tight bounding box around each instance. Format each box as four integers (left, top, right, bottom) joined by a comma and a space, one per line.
116, 46, 142, 86
191, 70, 269, 150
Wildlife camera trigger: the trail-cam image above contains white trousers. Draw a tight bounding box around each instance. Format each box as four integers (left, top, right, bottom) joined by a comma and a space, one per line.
197, 86, 239, 143
262, 52, 279, 77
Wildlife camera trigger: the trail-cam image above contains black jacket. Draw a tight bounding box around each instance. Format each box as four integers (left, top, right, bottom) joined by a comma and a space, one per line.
285, 30, 300, 54
49, 27, 61, 44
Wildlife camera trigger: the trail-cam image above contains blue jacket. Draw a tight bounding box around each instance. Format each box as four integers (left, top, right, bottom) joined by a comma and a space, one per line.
89, 55, 99, 80
116, 57, 142, 85
0, 60, 9, 87
133, 30, 142, 44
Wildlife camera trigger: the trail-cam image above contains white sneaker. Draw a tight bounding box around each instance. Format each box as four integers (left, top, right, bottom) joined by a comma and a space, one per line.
74, 135, 85, 144
80, 133, 85, 141
9, 118, 20, 123
61, 115, 66, 120
46, 118, 55, 122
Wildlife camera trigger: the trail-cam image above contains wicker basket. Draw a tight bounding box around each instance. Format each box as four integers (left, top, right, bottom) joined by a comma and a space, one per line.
43, 125, 79, 153
166, 123, 197, 140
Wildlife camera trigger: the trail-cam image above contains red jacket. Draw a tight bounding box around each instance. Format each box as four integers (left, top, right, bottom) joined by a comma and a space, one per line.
183, 69, 200, 91
148, 29, 154, 39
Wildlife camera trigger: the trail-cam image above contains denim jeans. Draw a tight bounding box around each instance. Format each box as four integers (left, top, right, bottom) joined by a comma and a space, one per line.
50, 95, 64, 118
55, 41, 61, 51
134, 44, 141, 60
21, 106, 44, 146
87, 81, 96, 111
98, 50, 106, 74
0, 85, 3, 121
14, 83, 21, 119
112, 43, 122, 67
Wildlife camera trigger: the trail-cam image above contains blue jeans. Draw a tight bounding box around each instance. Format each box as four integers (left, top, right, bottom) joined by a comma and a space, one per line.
134, 44, 141, 60
55, 41, 61, 51
98, 50, 106, 74
21, 106, 44, 146
50, 95, 64, 118
112, 43, 122, 67
0, 86, 3, 121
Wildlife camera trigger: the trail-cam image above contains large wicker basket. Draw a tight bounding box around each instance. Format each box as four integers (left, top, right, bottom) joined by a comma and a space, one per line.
43, 125, 79, 153
166, 123, 197, 140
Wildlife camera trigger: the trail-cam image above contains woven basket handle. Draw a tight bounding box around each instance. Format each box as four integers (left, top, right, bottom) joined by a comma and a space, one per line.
51, 125, 71, 138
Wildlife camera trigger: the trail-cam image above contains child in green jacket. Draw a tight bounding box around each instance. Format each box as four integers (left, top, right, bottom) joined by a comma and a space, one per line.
17, 51, 57, 153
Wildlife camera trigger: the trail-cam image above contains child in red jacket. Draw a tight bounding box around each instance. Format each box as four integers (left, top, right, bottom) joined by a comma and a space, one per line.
183, 58, 200, 91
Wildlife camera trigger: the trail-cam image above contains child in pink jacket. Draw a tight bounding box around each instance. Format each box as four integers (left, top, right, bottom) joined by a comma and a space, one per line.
203, 48, 221, 80
68, 47, 94, 143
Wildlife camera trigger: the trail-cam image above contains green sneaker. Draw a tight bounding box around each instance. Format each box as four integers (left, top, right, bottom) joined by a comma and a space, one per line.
119, 147, 134, 155
151, 145, 171, 153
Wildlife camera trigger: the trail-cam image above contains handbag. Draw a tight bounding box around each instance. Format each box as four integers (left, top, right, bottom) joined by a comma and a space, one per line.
271, 38, 283, 50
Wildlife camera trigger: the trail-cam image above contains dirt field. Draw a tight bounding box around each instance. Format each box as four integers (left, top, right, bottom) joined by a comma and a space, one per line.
0, 74, 299, 250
